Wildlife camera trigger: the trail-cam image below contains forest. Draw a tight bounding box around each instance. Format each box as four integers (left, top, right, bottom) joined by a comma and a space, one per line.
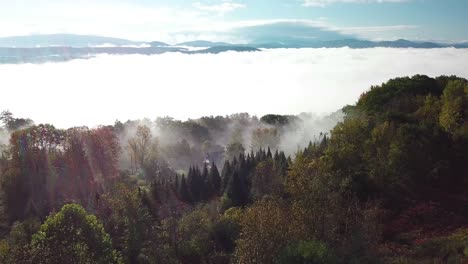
0, 74, 467, 263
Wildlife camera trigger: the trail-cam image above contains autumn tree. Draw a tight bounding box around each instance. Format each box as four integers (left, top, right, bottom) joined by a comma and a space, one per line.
128, 125, 152, 173
235, 199, 291, 264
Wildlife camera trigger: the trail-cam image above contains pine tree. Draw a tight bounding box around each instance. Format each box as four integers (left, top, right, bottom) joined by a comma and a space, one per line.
209, 163, 221, 196
221, 160, 232, 194
226, 172, 246, 207
179, 174, 191, 203
201, 164, 210, 200
267, 147, 272, 159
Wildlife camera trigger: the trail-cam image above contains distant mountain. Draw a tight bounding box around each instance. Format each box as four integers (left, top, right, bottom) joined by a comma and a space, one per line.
176, 40, 233, 47
0, 46, 183, 64
248, 39, 467, 49
1, 33, 467, 64
193, 46, 259, 54
453, 42, 468, 48
0, 34, 142, 47
1, 34, 466, 50
149, 41, 169, 47
278, 39, 445, 49
0, 45, 260, 64
175, 38, 466, 49
374, 39, 444, 48
250, 42, 288, 48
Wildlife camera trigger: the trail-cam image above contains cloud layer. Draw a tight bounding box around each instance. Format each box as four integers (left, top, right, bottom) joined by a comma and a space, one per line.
1, 47, 467, 128
192, 1, 246, 15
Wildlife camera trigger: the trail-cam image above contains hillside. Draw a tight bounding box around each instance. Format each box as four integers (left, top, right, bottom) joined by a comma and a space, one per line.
0, 75, 467, 263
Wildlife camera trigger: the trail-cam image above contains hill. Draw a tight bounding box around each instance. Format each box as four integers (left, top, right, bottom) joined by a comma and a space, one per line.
193, 46, 260, 54
0, 34, 142, 47
176, 40, 233, 47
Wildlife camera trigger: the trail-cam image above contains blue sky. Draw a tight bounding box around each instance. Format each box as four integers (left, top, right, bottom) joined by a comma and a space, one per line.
1, 0, 467, 43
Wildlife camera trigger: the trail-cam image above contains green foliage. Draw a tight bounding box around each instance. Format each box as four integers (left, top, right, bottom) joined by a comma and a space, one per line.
439, 80, 467, 134
96, 184, 156, 263
158, 203, 235, 264
357, 75, 442, 116
251, 159, 282, 199
277, 240, 338, 264
260, 114, 299, 126
225, 142, 245, 161
234, 199, 291, 264
221, 148, 289, 209
330, 75, 468, 204
1, 75, 467, 264
177, 206, 214, 261
30, 204, 122, 264
0, 218, 40, 263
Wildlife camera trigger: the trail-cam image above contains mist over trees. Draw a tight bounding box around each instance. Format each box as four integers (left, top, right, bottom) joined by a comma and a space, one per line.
0, 75, 467, 263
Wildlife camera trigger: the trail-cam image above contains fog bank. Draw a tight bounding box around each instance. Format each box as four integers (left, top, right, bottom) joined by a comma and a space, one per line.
1, 47, 467, 128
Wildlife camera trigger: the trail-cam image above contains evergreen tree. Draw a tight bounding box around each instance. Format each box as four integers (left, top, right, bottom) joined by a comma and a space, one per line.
221, 161, 232, 194
179, 174, 191, 203
201, 164, 210, 200
209, 163, 221, 196
267, 147, 272, 159
226, 172, 249, 207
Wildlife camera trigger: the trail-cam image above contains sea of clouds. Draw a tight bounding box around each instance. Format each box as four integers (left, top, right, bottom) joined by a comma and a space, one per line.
1, 47, 467, 128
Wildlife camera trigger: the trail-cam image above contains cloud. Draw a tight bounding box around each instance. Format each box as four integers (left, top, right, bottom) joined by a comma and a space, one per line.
303, 0, 411, 7
1, 48, 467, 128
0, 1, 432, 44
331, 24, 420, 40
192, 1, 245, 15
334, 25, 419, 33
0, 2, 209, 42
170, 19, 420, 44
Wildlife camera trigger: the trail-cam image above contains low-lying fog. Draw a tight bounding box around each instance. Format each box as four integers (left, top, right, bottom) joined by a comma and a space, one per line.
1, 47, 468, 128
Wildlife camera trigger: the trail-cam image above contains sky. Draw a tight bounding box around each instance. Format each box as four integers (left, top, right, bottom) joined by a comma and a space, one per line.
2, 48, 468, 128
1, 0, 468, 43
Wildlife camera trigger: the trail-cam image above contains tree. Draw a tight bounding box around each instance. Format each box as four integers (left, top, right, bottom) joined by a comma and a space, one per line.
128, 125, 152, 173
250, 128, 280, 151
30, 204, 121, 264
1, 124, 66, 222
225, 142, 245, 162
235, 199, 291, 264
260, 114, 297, 126
251, 160, 281, 200
0, 110, 34, 132
96, 184, 156, 263
208, 163, 221, 196
177, 205, 216, 263
179, 175, 192, 203
439, 80, 466, 134
0, 218, 41, 263
225, 172, 249, 207
87, 127, 121, 181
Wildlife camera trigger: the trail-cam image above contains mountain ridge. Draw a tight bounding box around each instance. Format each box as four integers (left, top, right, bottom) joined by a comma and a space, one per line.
2, 34, 467, 49
0, 34, 142, 47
